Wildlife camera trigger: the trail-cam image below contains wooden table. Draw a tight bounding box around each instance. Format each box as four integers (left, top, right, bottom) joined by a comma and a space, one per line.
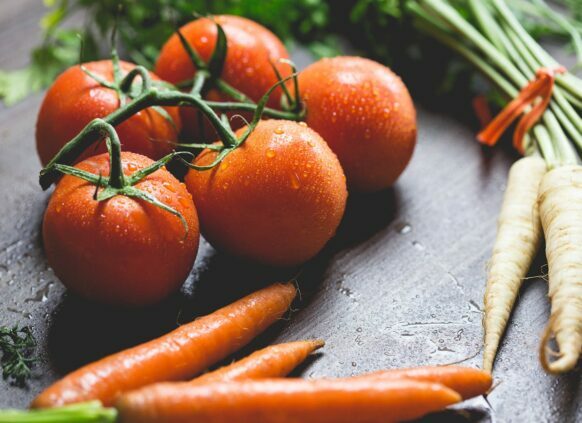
1, 1, 580, 421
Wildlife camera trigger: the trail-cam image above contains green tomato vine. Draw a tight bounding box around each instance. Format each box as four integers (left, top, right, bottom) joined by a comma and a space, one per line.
39, 17, 305, 230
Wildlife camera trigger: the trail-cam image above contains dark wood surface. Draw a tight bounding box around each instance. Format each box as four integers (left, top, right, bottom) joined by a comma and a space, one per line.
1, 1, 580, 421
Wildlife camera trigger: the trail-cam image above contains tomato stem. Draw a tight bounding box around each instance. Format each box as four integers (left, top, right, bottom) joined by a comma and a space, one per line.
93, 121, 124, 189
190, 70, 209, 95
119, 66, 152, 96
38, 19, 306, 235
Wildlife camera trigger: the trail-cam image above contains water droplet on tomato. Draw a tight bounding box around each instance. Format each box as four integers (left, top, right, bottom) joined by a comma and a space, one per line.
55, 204, 62, 213
307, 140, 315, 147
220, 162, 229, 170
163, 181, 176, 193
266, 149, 276, 158
298, 121, 307, 127
178, 197, 191, 207
274, 127, 284, 135
290, 173, 301, 190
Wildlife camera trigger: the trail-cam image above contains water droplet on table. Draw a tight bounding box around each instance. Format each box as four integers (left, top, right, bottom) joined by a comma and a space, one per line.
396, 222, 412, 234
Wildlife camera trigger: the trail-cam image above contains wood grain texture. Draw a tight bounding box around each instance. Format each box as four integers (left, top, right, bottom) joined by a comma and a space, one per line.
0, 1, 580, 421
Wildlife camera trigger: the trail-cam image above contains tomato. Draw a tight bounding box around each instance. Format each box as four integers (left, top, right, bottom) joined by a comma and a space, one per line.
184, 120, 347, 267
43, 152, 199, 306
36, 60, 181, 166
298, 56, 417, 192
155, 15, 290, 138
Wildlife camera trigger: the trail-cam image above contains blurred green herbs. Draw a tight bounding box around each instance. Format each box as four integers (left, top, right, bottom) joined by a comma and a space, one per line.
0, 0, 580, 106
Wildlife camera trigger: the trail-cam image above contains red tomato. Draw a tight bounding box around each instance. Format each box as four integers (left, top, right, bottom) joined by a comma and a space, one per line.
184, 120, 347, 267
155, 15, 290, 138
43, 152, 199, 306
298, 56, 417, 192
36, 60, 181, 166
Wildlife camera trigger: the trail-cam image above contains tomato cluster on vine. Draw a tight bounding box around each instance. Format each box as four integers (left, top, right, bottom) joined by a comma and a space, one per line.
36, 15, 416, 306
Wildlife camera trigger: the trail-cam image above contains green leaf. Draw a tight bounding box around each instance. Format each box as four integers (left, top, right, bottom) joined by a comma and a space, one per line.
0, 69, 36, 106
207, 19, 228, 77
0, 326, 37, 387
41, 0, 68, 31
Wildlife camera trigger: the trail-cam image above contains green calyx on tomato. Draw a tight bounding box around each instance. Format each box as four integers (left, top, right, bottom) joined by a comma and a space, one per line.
46, 119, 193, 234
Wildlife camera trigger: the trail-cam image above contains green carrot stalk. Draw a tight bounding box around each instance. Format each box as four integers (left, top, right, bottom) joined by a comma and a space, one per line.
0, 402, 116, 423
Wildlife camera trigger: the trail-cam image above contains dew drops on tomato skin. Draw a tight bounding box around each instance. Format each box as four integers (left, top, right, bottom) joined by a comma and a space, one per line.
178, 196, 191, 209
290, 173, 301, 190
274, 127, 284, 135
266, 149, 276, 158
162, 181, 177, 193
298, 121, 308, 127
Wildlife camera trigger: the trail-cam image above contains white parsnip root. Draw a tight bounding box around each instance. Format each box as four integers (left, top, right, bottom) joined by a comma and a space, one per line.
539, 164, 582, 374
483, 156, 547, 372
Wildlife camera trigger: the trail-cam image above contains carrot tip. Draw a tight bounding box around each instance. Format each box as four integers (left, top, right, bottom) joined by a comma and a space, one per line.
310, 339, 325, 350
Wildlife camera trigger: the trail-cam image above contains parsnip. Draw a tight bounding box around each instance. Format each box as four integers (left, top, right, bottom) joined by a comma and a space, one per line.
539, 164, 582, 374
483, 156, 547, 372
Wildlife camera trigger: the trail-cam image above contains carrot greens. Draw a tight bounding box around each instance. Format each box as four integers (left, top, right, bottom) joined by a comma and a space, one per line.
0, 326, 37, 387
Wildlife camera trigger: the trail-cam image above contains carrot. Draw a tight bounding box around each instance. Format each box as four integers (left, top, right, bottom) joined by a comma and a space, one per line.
32, 282, 296, 408
356, 366, 492, 400
116, 378, 461, 423
193, 339, 324, 384
538, 165, 582, 373
483, 156, 547, 372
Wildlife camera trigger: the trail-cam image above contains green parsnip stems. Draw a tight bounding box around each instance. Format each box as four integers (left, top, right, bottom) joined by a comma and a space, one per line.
412, 0, 581, 166
501, 23, 582, 145
490, 0, 582, 99
464, 0, 580, 156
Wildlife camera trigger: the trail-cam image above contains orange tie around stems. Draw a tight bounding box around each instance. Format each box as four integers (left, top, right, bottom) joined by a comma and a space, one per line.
477, 66, 566, 154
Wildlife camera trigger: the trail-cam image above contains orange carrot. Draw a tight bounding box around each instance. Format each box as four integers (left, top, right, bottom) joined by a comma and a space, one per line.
32, 282, 296, 409
116, 378, 461, 423
193, 339, 324, 384
357, 366, 492, 400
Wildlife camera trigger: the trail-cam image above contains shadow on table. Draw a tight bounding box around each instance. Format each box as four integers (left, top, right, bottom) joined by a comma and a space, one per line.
417, 407, 492, 423
46, 187, 399, 374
